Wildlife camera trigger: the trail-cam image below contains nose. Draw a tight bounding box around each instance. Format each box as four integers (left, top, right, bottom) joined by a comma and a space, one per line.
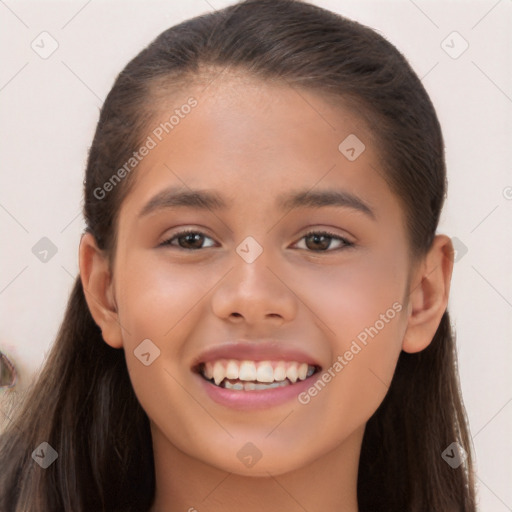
211, 249, 298, 327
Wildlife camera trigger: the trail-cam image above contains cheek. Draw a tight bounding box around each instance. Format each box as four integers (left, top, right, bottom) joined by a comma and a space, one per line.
115, 250, 217, 349
113, 251, 212, 407
294, 313, 404, 463
298, 248, 407, 350
113, 252, 219, 449
293, 248, 408, 425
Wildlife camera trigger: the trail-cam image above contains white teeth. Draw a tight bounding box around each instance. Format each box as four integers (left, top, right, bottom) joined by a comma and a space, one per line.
273, 362, 287, 381
239, 361, 257, 381
298, 363, 308, 380
228, 381, 244, 390
201, 359, 317, 387
256, 361, 274, 383
213, 362, 225, 386
204, 362, 214, 379
225, 360, 239, 380
286, 364, 298, 383
267, 381, 288, 389
224, 380, 289, 391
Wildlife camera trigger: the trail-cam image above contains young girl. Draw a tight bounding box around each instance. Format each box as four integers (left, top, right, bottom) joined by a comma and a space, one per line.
0, 0, 477, 510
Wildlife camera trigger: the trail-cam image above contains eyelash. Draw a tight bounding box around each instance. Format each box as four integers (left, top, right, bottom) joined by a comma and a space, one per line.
159, 229, 354, 252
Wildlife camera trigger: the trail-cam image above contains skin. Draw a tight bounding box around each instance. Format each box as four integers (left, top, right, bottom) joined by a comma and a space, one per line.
80, 72, 454, 512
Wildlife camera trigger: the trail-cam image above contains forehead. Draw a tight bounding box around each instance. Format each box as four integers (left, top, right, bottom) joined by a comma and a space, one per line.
167, 73, 372, 164
118, 73, 397, 223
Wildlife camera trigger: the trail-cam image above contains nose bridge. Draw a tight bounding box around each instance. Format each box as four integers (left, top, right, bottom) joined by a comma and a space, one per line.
211, 237, 297, 324
233, 238, 279, 301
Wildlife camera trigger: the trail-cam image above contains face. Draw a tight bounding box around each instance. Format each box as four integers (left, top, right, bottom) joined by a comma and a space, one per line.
109, 74, 412, 476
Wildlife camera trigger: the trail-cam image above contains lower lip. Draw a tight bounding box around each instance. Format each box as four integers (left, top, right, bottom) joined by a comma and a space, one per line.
195, 372, 318, 410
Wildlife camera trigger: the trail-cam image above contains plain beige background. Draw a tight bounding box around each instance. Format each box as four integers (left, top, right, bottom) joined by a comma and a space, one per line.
1, 1, 511, 510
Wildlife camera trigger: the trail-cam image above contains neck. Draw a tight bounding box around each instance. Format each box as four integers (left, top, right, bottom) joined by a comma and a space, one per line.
149, 423, 364, 512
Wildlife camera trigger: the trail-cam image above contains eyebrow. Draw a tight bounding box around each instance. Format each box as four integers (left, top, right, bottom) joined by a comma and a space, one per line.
138, 186, 375, 219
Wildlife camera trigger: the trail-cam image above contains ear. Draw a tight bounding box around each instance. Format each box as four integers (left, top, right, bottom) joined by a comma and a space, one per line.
79, 232, 123, 349
402, 234, 454, 353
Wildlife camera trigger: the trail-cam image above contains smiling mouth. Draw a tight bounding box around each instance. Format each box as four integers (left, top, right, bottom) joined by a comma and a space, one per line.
195, 359, 321, 391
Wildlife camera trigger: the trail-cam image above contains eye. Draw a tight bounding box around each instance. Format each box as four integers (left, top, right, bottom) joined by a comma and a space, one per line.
294, 230, 354, 252
159, 229, 354, 252
159, 229, 216, 250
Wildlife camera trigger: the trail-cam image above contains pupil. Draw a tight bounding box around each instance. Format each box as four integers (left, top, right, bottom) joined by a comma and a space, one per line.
183, 233, 202, 248
307, 234, 329, 250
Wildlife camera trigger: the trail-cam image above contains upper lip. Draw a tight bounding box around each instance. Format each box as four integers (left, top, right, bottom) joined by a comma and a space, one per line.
191, 340, 322, 370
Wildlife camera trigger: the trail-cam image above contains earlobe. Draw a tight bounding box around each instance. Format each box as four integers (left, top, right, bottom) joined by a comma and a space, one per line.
79, 232, 123, 349
402, 234, 454, 353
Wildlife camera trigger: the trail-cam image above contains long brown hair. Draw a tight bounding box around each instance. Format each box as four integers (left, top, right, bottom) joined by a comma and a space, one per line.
0, 0, 476, 510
